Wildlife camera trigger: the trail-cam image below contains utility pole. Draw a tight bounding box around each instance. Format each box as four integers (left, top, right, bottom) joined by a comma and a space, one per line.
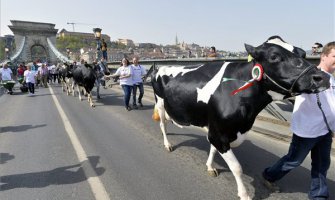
67, 22, 75, 32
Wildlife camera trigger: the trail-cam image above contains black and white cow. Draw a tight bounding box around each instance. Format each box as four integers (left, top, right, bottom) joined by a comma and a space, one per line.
72, 63, 97, 107
59, 63, 74, 96
151, 36, 330, 200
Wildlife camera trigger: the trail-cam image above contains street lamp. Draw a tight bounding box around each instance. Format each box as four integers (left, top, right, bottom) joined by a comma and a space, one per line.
93, 28, 102, 60
66, 48, 70, 59
5, 47, 10, 59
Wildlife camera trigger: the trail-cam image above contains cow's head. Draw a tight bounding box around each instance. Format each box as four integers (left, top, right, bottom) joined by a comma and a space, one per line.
63, 63, 74, 74
245, 36, 330, 98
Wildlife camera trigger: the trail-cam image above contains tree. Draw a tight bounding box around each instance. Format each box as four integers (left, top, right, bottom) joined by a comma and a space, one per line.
56, 35, 89, 53
0, 40, 5, 61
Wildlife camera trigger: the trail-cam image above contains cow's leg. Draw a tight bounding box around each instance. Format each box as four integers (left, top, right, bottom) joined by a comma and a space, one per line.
156, 96, 172, 152
88, 92, 95, 107
66, 80, 71, 96
61, 79, 66, 92
220, 149, 250, 200
71, 82, 75, 96
65, 78, 72, 96
77, 85, 82, 101
206, 144, 219, 177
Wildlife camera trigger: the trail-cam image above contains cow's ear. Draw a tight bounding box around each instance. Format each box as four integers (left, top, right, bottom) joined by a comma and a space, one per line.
245, 44, 259, 59
293, 47, 306, 58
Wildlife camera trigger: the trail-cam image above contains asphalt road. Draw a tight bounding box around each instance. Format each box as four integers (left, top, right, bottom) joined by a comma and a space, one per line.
0, 83, 334, 200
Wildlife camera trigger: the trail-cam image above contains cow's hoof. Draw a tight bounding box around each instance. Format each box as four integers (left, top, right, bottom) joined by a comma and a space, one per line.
208, 169, 219, 177
165, 146, 173, 152
91, 104, 95, 108
239, 194, 251, 200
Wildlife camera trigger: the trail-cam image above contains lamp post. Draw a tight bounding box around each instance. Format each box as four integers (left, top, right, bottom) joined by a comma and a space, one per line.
66, 48, 70, 59
93, 28, 102, 61
5, 47, 9, 60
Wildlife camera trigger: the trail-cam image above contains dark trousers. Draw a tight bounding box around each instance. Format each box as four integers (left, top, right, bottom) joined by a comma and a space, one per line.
121, 85, 133, 108
102, 51, 108, 60
263, 132, 332, 199
52, 74, 59, 83
133, 83, 144, 105
27, 82, 35, 94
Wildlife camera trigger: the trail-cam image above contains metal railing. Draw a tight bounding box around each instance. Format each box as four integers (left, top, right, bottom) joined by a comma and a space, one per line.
106, 56, 321, 68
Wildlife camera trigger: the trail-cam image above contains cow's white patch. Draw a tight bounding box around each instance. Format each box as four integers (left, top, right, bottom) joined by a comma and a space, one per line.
267, 38, 294, 52
230, 132, 247, 148
196, 62, 230, 104
155, 65, 202, 80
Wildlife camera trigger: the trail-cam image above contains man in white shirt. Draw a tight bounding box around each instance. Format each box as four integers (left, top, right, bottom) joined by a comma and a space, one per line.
131, 56, 146, 109
263, 42, 335, 200
0, 63, 14, 94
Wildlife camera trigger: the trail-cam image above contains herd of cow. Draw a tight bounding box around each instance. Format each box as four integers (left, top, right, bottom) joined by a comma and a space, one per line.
58, 36, 330, 200
58, 61, 110, 107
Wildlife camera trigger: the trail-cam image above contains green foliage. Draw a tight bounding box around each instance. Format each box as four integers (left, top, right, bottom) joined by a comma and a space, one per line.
111, 41, 126, 49
56, 35, 91, 52
0, 40, 5, 60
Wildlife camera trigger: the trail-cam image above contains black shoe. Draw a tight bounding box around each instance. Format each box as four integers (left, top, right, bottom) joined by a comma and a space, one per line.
125, 106, 132, 111
263, 178, 280, 193
97, 95, 101, 99
133, 104, 138, 109
138, 102, 143, 107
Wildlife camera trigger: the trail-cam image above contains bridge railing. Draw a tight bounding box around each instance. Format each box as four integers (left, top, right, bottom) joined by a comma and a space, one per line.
106, 56, 321, 69
0, 36, 26, 66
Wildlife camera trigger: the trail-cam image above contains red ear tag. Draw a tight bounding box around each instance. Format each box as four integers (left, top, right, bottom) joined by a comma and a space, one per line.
251, 63, 264, 81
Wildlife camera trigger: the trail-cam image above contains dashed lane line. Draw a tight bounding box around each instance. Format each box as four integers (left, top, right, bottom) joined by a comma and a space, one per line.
49, 86, 111, 200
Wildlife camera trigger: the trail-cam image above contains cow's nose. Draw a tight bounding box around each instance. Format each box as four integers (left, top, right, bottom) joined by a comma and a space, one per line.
312, 75, 323, 84
311, 74, 323, 85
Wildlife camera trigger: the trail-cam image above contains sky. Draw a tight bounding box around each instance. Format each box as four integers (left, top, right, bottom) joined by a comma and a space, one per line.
0, 0, 334, 52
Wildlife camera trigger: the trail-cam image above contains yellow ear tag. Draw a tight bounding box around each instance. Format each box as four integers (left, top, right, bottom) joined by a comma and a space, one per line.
247, 54, 253, 62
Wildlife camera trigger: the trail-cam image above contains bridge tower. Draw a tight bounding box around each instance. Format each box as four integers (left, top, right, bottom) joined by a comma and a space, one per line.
7, 20, 62, 64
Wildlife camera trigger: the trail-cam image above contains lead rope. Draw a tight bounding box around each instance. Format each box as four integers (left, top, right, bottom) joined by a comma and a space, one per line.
316, 93, 334, 136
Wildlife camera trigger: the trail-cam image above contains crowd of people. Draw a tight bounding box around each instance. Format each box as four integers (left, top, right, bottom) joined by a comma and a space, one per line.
0, 61, 63, 96
0, 55, 148, 111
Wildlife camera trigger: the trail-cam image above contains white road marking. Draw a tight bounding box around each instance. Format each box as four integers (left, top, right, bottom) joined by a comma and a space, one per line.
49, 86, 111, 200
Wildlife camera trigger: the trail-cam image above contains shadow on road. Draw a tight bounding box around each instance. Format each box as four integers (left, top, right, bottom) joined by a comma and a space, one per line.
0, 156, 105, 191
164, 132, 335, 199
0, 124, 47, 134
0, 153, 15, 164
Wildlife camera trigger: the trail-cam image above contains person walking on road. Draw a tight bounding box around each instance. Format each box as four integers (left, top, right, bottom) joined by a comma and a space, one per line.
107, 58, 133, 111
0, 62, 14, 94
24, 65, 37, 96
131, 56, 146, 109
38, 63, 49, 88
262, 41, 335, 200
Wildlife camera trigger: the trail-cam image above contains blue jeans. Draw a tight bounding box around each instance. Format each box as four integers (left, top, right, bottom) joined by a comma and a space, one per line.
263, 132, 332, 199
121, 85, 132, 108
102, 51, 107, 60
27, 82, 35, 94
96, 78, 101, 98
132, 83, 144, 105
